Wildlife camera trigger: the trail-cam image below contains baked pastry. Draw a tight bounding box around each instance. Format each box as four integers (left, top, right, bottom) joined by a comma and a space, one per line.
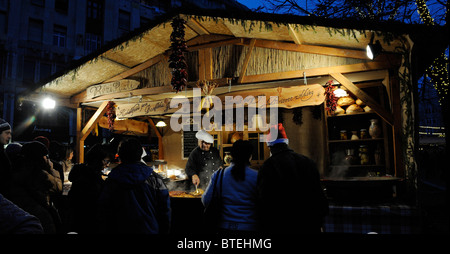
337, 96, 355, 107
364, 105, 373, 112
334, 105, 345, 115
346, 104, 364, 114
356, 98, 365, 107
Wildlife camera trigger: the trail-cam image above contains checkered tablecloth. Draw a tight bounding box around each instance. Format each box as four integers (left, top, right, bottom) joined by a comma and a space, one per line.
323, 203, 420, 234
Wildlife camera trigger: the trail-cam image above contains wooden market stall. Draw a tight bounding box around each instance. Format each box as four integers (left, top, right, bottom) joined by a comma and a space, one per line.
23, 9, 446, 208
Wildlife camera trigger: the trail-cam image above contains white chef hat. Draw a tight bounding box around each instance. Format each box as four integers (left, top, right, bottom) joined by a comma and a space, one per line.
195, 129, 214, 144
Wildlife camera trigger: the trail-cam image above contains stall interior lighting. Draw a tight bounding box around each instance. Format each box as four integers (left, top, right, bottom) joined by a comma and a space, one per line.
42, 97, 56, 109
366, 34, 383, 60
333, 86, 348, 97
156, 120, 167, 127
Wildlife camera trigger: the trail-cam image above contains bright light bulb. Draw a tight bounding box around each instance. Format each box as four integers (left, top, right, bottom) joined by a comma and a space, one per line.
42, 97, 56, 109
366, 45, 374, 60
156, 120, 167, 127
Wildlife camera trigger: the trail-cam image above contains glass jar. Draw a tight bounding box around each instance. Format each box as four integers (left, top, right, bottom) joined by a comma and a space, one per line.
360, 129, 368, 139
359, 145, 370, 165
224, 152, 232, 165
340, 130, 348, 140
344, 149, 357, 165
351, 131, 359, 140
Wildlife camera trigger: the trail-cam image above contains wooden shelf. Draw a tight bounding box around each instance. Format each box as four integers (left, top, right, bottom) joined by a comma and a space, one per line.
328, 138, 384, 143
330, 164, 385, 168
327, 112, 376, 118
324, 84, 395, 179
321, 176, 401, 182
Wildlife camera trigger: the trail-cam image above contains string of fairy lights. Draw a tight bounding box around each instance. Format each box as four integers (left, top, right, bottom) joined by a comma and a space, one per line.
426, 53, 449, 105
416, 0, 449, 105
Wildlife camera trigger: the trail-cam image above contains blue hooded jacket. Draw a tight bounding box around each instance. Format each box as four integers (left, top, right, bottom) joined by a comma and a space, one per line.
202, 164, 259, 231
97, 162, 171, 234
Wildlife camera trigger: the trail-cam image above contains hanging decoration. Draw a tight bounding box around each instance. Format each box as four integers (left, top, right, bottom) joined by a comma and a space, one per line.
324, 80, 337, 115
169, 17, 188, 93
106, 101, 116, 131
197, 80, 219, 114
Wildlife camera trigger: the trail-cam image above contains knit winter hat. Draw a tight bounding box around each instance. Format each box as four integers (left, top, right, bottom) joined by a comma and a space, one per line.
20, 141, 49, 159
266, 123, 289, 147
33, 136, 50, 149
0, 118, 11, 133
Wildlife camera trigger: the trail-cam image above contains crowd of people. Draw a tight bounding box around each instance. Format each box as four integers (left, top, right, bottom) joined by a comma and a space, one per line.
1, 117, 329, 234
0, 118, 171, 234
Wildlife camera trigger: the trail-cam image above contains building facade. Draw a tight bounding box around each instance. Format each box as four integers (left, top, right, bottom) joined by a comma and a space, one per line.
0, 0, 247, 141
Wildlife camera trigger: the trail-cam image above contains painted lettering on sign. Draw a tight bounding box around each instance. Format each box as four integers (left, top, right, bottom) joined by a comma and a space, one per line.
86, 80, 140, 99
116, 99, 180, 118
218, 84, 325, 108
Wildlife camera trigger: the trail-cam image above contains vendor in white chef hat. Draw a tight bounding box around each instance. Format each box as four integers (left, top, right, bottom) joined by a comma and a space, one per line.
185, 129, 223, 191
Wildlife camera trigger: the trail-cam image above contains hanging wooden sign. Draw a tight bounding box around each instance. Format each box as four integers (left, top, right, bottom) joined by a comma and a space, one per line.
116, 98, 180, 118
86, 79, 140, 99
218, 84, 325, 108
98, 116, 148, 135
116, 84, 325, 118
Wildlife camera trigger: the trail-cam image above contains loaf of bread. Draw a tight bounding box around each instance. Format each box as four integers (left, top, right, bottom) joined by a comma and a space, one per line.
337, 96, 355, 107
346, 104, 364, 114
334, 105, 345, 115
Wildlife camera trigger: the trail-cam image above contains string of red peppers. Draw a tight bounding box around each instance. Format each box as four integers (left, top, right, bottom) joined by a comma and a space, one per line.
324, 80, 337, 115
106, 101, 116, 131
169, 17, 188, 93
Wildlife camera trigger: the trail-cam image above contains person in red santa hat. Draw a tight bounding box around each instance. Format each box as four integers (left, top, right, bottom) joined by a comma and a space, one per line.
256, 123, 329, 234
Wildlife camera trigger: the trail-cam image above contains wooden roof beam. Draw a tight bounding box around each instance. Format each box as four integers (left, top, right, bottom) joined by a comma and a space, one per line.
80, 100, 109, 141
288, 24, 302, 44
100, 56, 132, 69
102, 54, 165, 83
238, 39, 368, 60
238, 38, 256, 84
71, 61, 390, 105
241, 61, 392, 84
186, 18, 210, 35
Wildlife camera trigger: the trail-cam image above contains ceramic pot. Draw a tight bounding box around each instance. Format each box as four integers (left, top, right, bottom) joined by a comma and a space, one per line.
369, 119, 381, 138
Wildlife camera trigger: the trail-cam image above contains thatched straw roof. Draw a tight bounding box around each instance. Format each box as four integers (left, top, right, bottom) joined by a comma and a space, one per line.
23, 8, 447, 109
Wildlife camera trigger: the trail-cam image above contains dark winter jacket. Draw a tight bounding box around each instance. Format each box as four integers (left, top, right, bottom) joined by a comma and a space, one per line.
67, 163, 105, 233
0, 148, 12, 197
8, 161, 57, 234
0, 194, 44, 234
97, 162, 171, 234
257, 143, 329, 233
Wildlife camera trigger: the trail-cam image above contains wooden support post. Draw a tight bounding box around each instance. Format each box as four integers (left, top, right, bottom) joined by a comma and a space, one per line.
198, 48, 213, 81
77, 101, 109, 163
148, 118, 164, 160
238, 38, 256, 84
389, 70, 404, 178
76, 107, 83, 163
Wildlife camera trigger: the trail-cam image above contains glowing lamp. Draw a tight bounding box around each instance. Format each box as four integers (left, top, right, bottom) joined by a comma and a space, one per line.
42, 97, 56, 109
366, 34, 383, 60
333, 87, 348, 97
156, 121, 167, 127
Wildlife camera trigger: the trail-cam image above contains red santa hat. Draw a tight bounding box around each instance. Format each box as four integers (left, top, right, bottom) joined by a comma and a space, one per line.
266, 123, 289, 147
